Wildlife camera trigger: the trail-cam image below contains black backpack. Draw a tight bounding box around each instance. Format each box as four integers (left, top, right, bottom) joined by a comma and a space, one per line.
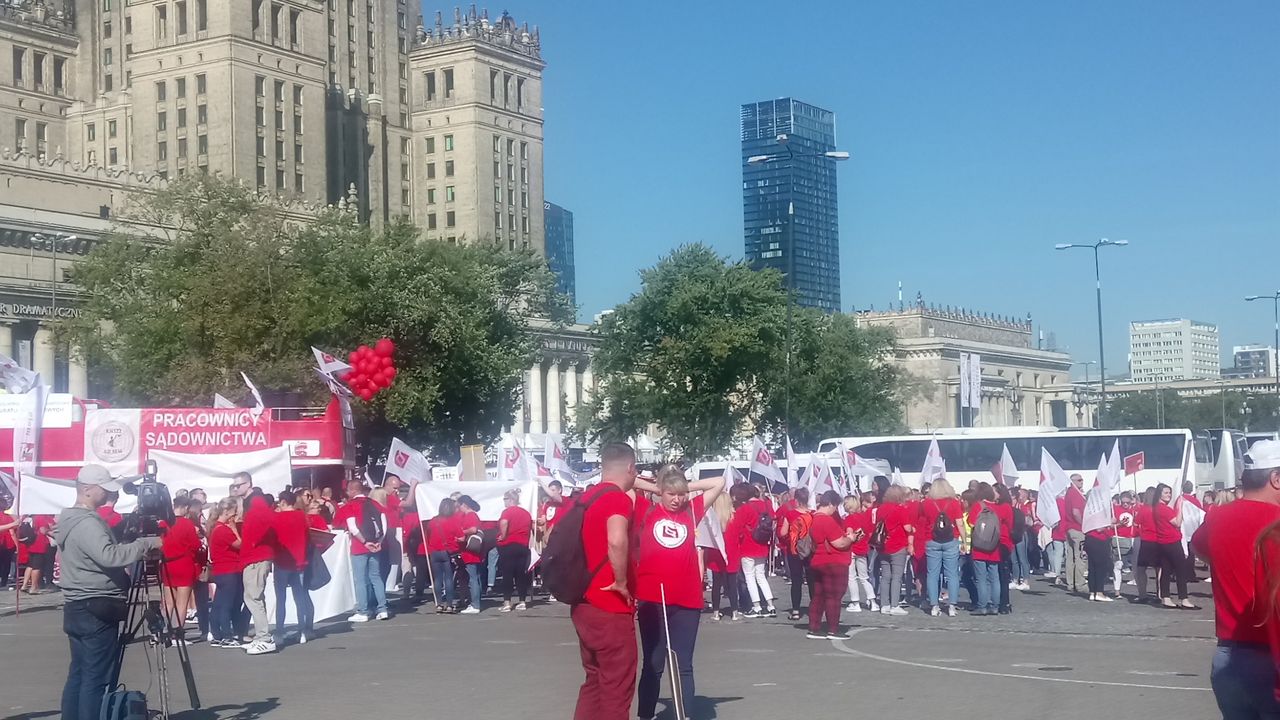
542, 485, 621, 604
931, 502, 953, 544
1011, 507, 1027, 538
971, 505, 1001, 554
99, 688, 148, 720
357, 499, 385, 544
16, 520, 35, 545
750, 506, 775, 546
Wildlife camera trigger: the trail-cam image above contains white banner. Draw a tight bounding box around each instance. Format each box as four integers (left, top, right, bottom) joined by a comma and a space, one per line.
750, 436, 785, 487
19, 446, 294, 514
959, 353, 972, 410
1081, 454, 1114, 534
968, 353, 982, 412
0, 392, 71, 429
12, 381, 46, 513
414, 479, 538, 522
384, 437, 430, 484
264, 531, 356, 623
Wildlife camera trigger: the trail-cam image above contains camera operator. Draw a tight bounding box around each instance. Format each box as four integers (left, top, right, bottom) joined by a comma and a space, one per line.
52, 465, 162, 720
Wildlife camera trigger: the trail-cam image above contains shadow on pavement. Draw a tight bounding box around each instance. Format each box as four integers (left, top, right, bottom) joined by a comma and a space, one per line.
666, 695, 744, 719
0, 604, 63, 619
0, 710, 59, 720
171, 697, 281, 720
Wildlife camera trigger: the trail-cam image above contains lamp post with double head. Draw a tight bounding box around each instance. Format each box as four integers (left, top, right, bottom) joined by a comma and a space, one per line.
1244, 292, 1280, 398
1055, 239, 1128, 427
747, 134, 849, 436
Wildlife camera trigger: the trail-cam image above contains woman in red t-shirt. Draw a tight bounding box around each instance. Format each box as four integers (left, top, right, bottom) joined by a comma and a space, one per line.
426, 498, 459, 613
20, 514, 54, 594
1132, 486, 1159, 603
874, 486, 915, 615
965, 482, 1011, 615
206, 498, 245, 646
843, 495, 875, 612
631, 465, 726, 720
0, 496, 18, 590
400, 506, 429, 605
161, 497, 202, 636
454, 496, 484, 613
920, 479, 965, 617
496, 489, 534, 612
704, 492, 741, 621
726, 483, 776, 617
272, 490, 315, 643
1148, 483, 1195, 609
779, 487, 814, 621
807, 490, 857, 639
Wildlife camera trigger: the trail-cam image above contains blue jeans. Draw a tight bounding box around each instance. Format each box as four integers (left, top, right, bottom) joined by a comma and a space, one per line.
1212, 644, 1280, 720
466, 563, 484, 609
62, 599, 122, 720
351, 552, 388, 615
1046, 540, 1064, 576
211, 572, 243, 641
1012, 536, 1030, 581
273, 567, 314, 636
430, 551, 455, 606
637, 603, 700, 719
973, 560, 1000, 611
925, 539, 960, 608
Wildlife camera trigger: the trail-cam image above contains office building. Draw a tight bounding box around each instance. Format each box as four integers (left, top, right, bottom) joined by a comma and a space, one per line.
1128, 318, 1221, 383
1224, 344, 1278, 380
741, 97, 841, 312
543, 201, 574, 306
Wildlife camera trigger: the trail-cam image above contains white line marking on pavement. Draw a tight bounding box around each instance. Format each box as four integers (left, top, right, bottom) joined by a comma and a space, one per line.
1010, 663, 1054, 668
752, 683, 777, 687
557, 642, 577, 646
726, 648, 776, 654
829, 636, 1209, 692
915, 658, 966, 664
1128, 670, 1186, 676
486, 640, 525, 644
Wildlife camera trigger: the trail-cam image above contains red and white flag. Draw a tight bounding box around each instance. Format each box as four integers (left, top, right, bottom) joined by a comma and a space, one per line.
384, 437, 429, 484
0, 353, 39, 394
750, 436, 785, 488
1082, 452, 1118, 534
1036, 447, 1069, 528
920, 437, 946, 484
240, 372, 265, 422
802, 454, 834, 508
544, 432, 576, 485
784, 436, 800, 489
11, 377, 46, 514
312, 346, 352, 379
991, 443, 1019, 485
1124, 452, 1145, 476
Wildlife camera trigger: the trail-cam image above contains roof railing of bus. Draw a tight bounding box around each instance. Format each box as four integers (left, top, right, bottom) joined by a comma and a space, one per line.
271, 406, 329, 421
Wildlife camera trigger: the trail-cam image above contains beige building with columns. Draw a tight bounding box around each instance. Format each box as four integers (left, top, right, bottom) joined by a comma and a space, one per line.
511, 319, 596, 441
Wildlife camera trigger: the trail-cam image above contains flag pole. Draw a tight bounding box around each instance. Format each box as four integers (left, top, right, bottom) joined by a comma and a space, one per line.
660, 583, 686, 720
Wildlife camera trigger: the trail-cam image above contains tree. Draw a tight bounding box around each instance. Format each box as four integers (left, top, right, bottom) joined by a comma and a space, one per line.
578, 244, 787, 460
757, 309, 907, 449
1106, 389, 1280, 433
61, 175, 566, 460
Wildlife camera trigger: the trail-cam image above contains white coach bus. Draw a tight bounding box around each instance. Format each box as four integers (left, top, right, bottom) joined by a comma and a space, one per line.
815, 427, 1223, 492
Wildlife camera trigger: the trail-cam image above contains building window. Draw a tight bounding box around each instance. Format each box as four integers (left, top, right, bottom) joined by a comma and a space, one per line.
256, 106, 265, 126
293, 84, 303, 105
198, 134, 208, 154
13, 119, 26, 150
256, 136, 265, 157
400, 137, 409, 155
256, 166, 266, 188
443, 134, 453, 151
276, 169, 285, 189
423, 71, 436, 101
176, 1, 187, 35
295, 172, 304, 192
109, 147, 118, 164
274, 80, 284, 102
425, 136, 435, 153
426, 162, 435, 179
293, 111, 302, 132
445, 160, 454, 177
520, 141, 528, 160
493, 185, 500, 202
11, 47, 24, 87
124, 15, 131, 34
493, 160, 500, 178
87, 124, 96, 141
125, 44, 132, 59
178, 108, 187, 127
255, 75, 265, 97
521, 191, 528, 208
104, 20, 113, 37
157, 141, 167, 160
494, 212, 501, 230
178, 137, 187, 158
522, 216, 529, 233
197, 104, 207, 124
108, 119, 117, 138
105, 74, 114, 91
156, 5, 168, 39
274, 109, 283, 127
427, 188, 436, 204
88, 150, 97, 164
446, 211, 455, 227
196, 73, 206, 94
270, 2, 282, 39
445, 186, 455, 202
506, 138, 514, 156
53, 57, 65, 93
427, 213, 437, 230
516, 77, 524, 109
520, 166, 528, 184
156, 80, 166, 100
197, 0, 207, 31
176, 77, 186, 98
489, 69, 498, 102
290, 9, 301, 46
157, 111, 167, 130
275, 139, 284, 158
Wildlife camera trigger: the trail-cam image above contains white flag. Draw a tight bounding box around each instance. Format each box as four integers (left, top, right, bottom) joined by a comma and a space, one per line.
240, 372, 265, 422
721, 462, 745, 491
921, 437, 946, 483
0, 353, 39, 394
1082, 454, 1116, 534
12, 378, 46, 513
544, 432, 575, 485
213, 393, 236, 409
385, 437, 429, 484
785, 436, 800, 489
312, 346, 352, 379
696, 505, 728, 560
749, 436, 785, 488
802, 455, 834, 508
993, 443, 1019, 485
1179, 499, 1205, 553
1036, 447, 1069, 528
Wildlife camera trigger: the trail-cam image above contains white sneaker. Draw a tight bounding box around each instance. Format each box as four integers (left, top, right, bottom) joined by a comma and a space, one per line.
298, 633, 307, 645
499, 603, 513, 613
515, 602, 527, 611
947, 605, 957, 617
1044, 572, 1058, 579
244, 639, 276, 655
869, 602, 880, 612
880, 608, 892, 615
1125, 580, 1137, 586
930, 606, 941, 617
1008, 582, 1016, 589
349, 613, 370, 623
375, 611, 390, 621
846, 603, 862, 613
888, 607, 908, 616
1018, 582, 1031, 591
459, 606, 480, 615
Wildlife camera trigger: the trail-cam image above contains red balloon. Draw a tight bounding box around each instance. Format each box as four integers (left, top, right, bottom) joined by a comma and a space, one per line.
380, 356, 393, 369
358, 388, 374, 401
385, 366, 397, 381
373, 374, 390, 389
375, 338, 395, 357
348, 351, 360, 364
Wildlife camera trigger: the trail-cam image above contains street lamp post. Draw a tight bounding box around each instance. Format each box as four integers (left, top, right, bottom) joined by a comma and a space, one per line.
1055, 239, 1128, 427
748, 134, 849, 435
1071, 360, 1097, 426
1244, 292, 1280, 397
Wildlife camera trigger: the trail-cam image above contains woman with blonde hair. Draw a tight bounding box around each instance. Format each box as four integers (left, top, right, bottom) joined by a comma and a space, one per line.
207, 498, 246, 647
875, 485, 914, 615
496, 488, 533, 611
920, 478, 965, 617
843, 495, 875, 612
631, 465, 726, 720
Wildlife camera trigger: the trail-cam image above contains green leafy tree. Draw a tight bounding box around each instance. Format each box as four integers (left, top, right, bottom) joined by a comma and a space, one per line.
579, 244, 787, 459
61, 175, 566, 459
1106, 389, 1280, 432
758, 309, 907, 449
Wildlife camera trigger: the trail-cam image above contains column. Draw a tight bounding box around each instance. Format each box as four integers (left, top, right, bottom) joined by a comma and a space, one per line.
69, 347, 89, 398
527, 359, 544, 435
546, 358, 562, 435
564, 361, 579, 425
0, 323, 11, 361
580, 363, 594, 406
33, 326, 56, 383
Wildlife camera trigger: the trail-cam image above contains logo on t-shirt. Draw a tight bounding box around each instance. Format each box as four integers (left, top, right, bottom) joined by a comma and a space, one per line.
653, 518, 688, 549
546, 505, 558, 521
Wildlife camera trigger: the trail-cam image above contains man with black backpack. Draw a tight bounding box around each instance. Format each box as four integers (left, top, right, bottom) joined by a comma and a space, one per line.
553, 443, 637, 720
337, 480, 390, 623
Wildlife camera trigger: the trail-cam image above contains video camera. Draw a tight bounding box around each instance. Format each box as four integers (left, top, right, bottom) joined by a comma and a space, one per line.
118, 459, 174, 541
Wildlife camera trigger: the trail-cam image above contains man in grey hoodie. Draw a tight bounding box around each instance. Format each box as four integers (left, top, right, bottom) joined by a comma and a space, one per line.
52, 465, 162, 720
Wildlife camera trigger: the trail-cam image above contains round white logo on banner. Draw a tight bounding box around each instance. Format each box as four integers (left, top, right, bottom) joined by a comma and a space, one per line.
653, 518, 688, 549
91, 421, 135, 463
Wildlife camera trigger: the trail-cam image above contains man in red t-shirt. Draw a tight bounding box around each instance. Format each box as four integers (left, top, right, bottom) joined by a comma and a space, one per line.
572, 443, 637, 720
1191, 440, 1280, 717
335, 481, 389, 622
1061, 474, 1087, 593
538, 480, 575, 542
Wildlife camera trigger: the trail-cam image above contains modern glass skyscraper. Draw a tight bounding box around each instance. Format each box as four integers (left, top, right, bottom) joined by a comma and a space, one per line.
741, 98, 841, 312
544, 201, 576, 308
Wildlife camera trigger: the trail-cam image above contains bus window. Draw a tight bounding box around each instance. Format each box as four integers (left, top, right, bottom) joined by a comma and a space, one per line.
1120, 434, 1185, 470
1193, 436, 1212, 465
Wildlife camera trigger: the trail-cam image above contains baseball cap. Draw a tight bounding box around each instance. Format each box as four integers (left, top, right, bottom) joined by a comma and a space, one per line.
78, 464, 126, 492
1243, 440, 1280, 471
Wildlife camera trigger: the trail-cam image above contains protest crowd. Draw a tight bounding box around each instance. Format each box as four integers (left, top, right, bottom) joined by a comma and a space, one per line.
4, 437, 1280, 720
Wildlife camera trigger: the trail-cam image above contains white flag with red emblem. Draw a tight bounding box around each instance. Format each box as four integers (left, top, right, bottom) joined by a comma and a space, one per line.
0, 353, 39, 394
802, 454, 834, 508
750, 436, 785, 488
312, 346, 352, 379
1082, 452, 1119, 534
991, 443, 1019, 485
544, 432, 575, 484
384, 437, 429, 484
1036, 447, 1068, 528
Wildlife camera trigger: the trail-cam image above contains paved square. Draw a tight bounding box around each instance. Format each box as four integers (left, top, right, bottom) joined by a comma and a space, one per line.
0, 574, 1221, 720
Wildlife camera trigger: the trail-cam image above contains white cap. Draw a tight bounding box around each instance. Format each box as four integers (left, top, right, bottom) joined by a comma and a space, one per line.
77, 464, 126, 492
1243, 440, 1280, 471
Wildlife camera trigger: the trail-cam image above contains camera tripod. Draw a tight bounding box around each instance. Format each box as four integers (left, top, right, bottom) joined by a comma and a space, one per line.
107, 557, 201, 719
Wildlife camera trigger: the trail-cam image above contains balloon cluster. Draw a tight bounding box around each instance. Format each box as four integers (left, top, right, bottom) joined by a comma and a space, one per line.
345, 338, 397, 401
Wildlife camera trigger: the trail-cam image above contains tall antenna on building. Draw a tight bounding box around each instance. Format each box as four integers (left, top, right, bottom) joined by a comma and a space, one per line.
897, 281, 903, 311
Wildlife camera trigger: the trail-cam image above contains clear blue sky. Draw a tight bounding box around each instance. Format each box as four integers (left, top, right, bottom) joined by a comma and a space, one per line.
492, 1, 1280, 378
